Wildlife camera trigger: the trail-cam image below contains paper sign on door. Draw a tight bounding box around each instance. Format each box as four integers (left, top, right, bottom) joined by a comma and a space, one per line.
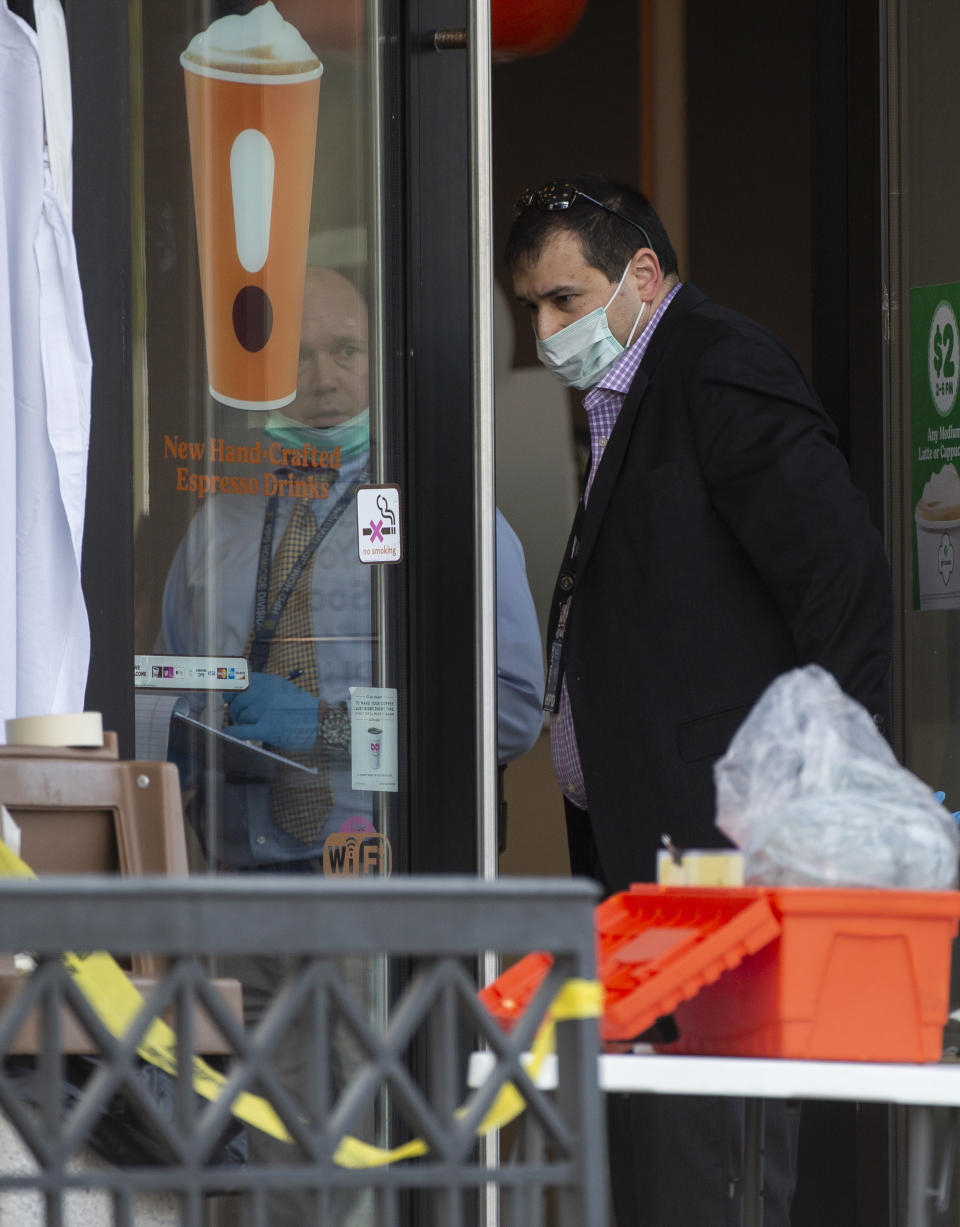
349, 687, 399, 792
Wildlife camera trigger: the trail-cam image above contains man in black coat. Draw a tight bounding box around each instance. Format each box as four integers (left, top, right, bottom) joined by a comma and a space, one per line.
507, 174, 894, 1226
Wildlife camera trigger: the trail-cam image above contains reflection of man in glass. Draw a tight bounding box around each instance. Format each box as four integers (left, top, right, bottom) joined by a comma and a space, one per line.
218, 266, 380, 859
279, 265, 369, 430
158, 266, 544, 867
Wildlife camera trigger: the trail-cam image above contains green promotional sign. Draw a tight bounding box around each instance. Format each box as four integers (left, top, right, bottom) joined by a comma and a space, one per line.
910, 282, 960, 610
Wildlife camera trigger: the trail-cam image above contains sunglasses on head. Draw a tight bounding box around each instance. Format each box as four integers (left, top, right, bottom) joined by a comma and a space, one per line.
514, 181, 653, 250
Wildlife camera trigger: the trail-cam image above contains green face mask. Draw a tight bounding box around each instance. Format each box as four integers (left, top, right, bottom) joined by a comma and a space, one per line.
264, 408, 370, 462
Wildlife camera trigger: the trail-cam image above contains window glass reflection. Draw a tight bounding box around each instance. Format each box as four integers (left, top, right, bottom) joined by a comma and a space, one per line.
132, 1, 378, 879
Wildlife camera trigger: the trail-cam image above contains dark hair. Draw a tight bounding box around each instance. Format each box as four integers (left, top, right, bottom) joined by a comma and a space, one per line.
505, 173, 679, 282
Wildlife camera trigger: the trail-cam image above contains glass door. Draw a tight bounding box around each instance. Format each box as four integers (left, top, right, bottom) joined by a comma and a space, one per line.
887, 3, 960, 1221
130, 0, 407, 877
124, 0, 496, 883
117, 1, 495, 1218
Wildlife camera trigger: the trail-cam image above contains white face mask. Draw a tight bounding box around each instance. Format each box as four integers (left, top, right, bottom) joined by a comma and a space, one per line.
535, 262, 647, 390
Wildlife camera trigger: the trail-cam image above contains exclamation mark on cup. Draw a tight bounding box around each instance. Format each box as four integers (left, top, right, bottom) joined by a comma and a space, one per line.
230, 129, 275, 353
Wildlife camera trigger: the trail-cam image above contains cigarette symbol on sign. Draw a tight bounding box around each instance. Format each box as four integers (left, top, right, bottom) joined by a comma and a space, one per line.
357, 486, 402, 566
363, 495, 397, 540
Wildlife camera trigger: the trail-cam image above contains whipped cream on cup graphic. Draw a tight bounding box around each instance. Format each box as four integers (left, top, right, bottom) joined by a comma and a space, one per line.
181, 1, 320, 75
916, 462, 960, 609
181, 2, 322, 409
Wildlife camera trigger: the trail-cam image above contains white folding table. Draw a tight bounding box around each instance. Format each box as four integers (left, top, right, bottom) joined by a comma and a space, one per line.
468, 1050, 960, 1226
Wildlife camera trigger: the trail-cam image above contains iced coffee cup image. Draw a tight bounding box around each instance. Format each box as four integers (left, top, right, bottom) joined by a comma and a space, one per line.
915, 462, 960, 609
367, 728, 382, 770
181, 2, 322, 409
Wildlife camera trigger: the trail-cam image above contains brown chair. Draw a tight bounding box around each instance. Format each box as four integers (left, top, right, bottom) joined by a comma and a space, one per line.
0, 733, 241, 1053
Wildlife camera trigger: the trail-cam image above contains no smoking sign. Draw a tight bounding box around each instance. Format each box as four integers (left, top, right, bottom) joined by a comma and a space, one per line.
356, 485, 402, 565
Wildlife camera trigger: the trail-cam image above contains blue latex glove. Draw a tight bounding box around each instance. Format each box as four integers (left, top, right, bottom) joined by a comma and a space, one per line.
933, 791, 960, 825
225, 672, 319, 752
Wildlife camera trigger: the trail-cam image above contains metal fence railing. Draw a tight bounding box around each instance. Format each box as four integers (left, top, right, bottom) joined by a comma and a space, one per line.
0, 875, 606, 1227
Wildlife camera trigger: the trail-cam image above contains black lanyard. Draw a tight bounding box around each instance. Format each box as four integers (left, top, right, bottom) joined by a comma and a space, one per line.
543, 498, 585, 713
248, 470, 367, 673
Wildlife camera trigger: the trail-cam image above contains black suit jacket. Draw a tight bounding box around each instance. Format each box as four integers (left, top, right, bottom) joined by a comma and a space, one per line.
554, 284, 893, 891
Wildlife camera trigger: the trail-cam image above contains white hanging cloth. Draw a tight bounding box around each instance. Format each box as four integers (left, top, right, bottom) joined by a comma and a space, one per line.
35, 0, 73, 224
0, 0, 92, 732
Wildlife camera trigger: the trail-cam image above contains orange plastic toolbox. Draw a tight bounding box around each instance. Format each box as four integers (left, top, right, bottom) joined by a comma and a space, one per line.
661, 885, 960, 1063
480, 885, 960, 1063
595, 885, 781, 1042
480, 886, 781, 1042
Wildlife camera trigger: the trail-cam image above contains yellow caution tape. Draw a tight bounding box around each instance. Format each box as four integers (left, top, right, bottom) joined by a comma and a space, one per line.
0, 840, 292, 1143
335, 979, 605, 1168
0, 841, 602, 1165
552, 978, 606, 1021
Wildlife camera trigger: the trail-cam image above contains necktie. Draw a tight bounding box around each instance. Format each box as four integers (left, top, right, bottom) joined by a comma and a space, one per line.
260, 498, 334, 844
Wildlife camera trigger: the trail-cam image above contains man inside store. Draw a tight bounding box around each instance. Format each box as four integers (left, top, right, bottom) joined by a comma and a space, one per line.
155, 265, 544, 1226
157, 265, 545, 867
506, 174, 894, 1227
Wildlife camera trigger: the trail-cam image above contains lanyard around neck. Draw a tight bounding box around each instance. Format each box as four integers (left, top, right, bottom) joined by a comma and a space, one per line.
543, 497, 585, 712
249, 471, 367, 672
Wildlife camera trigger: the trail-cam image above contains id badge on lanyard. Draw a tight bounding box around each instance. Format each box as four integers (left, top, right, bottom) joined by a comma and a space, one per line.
543, 610, 568, 713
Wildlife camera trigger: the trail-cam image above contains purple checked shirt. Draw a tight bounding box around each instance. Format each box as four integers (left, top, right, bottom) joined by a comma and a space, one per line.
550, 283, 683, 811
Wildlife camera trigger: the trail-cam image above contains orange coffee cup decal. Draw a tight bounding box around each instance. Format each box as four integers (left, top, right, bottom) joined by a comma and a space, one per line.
181, 2, 323, 410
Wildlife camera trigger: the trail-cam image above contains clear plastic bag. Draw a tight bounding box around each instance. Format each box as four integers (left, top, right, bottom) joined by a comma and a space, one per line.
714, 665, 960, 888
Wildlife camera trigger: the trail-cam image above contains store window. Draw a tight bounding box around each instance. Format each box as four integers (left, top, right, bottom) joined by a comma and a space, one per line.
891, 1, 960, 808
129, 1, 400, 879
